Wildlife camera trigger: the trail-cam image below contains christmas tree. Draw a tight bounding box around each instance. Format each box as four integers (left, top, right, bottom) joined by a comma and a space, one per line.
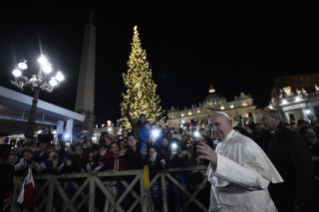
118, 26, 166, 130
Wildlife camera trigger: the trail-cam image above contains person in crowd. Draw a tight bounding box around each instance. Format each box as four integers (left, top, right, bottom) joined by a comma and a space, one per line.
168, 132, 173, 142
15, 149, 46, 176
99, 132, 109, 146
85, 150, 105, 174
6, 151, 18, 166
119, 139, 127, 150
197, 111, 283, 211
167, 144, 189, 212
158, 137, 171, 162
262, 109, 316, 211
46, 149, 71, 175
125, 103, 147, 138
68, 144, 87, 173
299, 126, 319, 192
125, 133, 147, 169
139, 121, 151, 142
297, 119, 311, 132
148, 147, 162, 212
100, 142, 128, 210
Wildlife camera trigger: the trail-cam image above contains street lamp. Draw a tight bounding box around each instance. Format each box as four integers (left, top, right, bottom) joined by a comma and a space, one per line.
11, 55, 64, 138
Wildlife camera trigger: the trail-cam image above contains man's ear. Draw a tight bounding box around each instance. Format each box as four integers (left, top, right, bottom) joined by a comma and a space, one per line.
228, 120, 233, 129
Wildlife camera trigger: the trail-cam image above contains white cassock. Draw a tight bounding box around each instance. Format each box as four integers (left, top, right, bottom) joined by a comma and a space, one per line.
206, 130, 283, 212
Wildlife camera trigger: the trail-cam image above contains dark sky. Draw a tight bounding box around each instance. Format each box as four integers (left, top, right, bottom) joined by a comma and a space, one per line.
1, 1, 319, 125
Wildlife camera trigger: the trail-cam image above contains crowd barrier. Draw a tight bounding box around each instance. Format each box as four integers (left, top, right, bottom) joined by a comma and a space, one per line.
5, 165, 208, 212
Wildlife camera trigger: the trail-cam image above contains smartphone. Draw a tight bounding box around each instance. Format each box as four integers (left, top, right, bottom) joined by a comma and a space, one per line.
151, 152, 157, 160
172, 146, 177, 154
140, 143, 146, 155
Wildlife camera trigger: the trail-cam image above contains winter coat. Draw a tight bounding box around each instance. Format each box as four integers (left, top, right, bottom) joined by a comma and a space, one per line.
263, 122, 316, 212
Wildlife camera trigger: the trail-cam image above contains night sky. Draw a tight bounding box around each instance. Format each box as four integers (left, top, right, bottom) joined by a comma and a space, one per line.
1, 1, 319, 125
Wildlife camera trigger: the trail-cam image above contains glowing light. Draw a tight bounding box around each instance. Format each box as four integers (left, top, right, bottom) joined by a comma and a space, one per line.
49, 78, 57, 86
220, 106, 225, 110
230, 105, 234, 108
188, 112, 192, 115
172, 143, 177, 149
12, 69, 22, 77
64, 134, 69, 139
43, 64, 52, 73
242, 102, 247, 106
194, 131, 200, 137
56, 71, 64, 81
197, 110, 200, 113
305, 109, 311, 114
38, 130, 42, 134
38, 55, 47, 65
295, 96, 301, 101
181, 114, 184, 117
152, 130, 160, 138
182, 120, 185, 123
134, 26, 137, 30
18, 62, 28, 70
281, 99, 287, 104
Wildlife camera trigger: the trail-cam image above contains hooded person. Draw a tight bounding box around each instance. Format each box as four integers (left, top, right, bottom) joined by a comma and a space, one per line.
197, 111, 283, 211
139, 121, 151, 143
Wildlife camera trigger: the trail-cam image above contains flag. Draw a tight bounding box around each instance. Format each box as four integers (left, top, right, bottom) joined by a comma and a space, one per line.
17, 168, 35, 212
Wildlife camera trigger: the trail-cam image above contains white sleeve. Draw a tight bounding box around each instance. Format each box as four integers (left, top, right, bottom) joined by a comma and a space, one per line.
212, 154, 270, 191
86, 163, 92, 173
35, 162, 46, 171
93, 162, 105, 171
208, 185, 218, 212
15, 158, 24, 172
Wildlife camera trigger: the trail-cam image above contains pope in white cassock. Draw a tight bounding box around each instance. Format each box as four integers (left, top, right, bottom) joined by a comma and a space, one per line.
197, 112, 284, 212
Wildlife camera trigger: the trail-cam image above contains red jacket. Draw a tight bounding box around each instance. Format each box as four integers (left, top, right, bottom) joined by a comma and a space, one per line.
100, 152, 128, 171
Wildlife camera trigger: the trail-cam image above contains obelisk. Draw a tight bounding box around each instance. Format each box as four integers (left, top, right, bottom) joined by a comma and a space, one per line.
75, 9, 96, 130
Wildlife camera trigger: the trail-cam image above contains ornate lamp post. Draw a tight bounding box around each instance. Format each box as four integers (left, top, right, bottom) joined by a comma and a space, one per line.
11, 55, 64, 138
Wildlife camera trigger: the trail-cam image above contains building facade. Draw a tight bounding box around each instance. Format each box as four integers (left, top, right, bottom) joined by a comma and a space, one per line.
269, 75, 319, 125
166, 85, 257, 130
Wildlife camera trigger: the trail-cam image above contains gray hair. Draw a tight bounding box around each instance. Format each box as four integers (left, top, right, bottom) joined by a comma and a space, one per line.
263, 108, 281, 120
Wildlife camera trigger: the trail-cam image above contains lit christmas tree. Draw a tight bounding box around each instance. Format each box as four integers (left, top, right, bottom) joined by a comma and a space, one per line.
118, 26, 166, 131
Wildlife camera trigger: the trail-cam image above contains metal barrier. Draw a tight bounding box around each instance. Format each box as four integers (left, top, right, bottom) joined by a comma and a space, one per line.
7, 165, 208, 212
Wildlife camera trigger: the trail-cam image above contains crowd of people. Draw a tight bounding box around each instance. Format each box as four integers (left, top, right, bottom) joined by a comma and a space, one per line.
1, 106, 319, 212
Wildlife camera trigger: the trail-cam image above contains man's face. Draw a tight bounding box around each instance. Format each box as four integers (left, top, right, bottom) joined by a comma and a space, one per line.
105, 137, 112, 145
75, 146, 83, 155
88, 152, 94, 162
162, 139, 168, 147
262, 111, 279, 131
48, 152, 59, 162
209, 114, 233, 141
23, 151, 33, 161
127, 135, 137, 148
149, 148, 156, 158
99, 146, 107, 153
145, 123, 151, 130
110, 143, 119, 155
139, 116, 146, 124
120, 141, 126, 148
7, 155, 16, 165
